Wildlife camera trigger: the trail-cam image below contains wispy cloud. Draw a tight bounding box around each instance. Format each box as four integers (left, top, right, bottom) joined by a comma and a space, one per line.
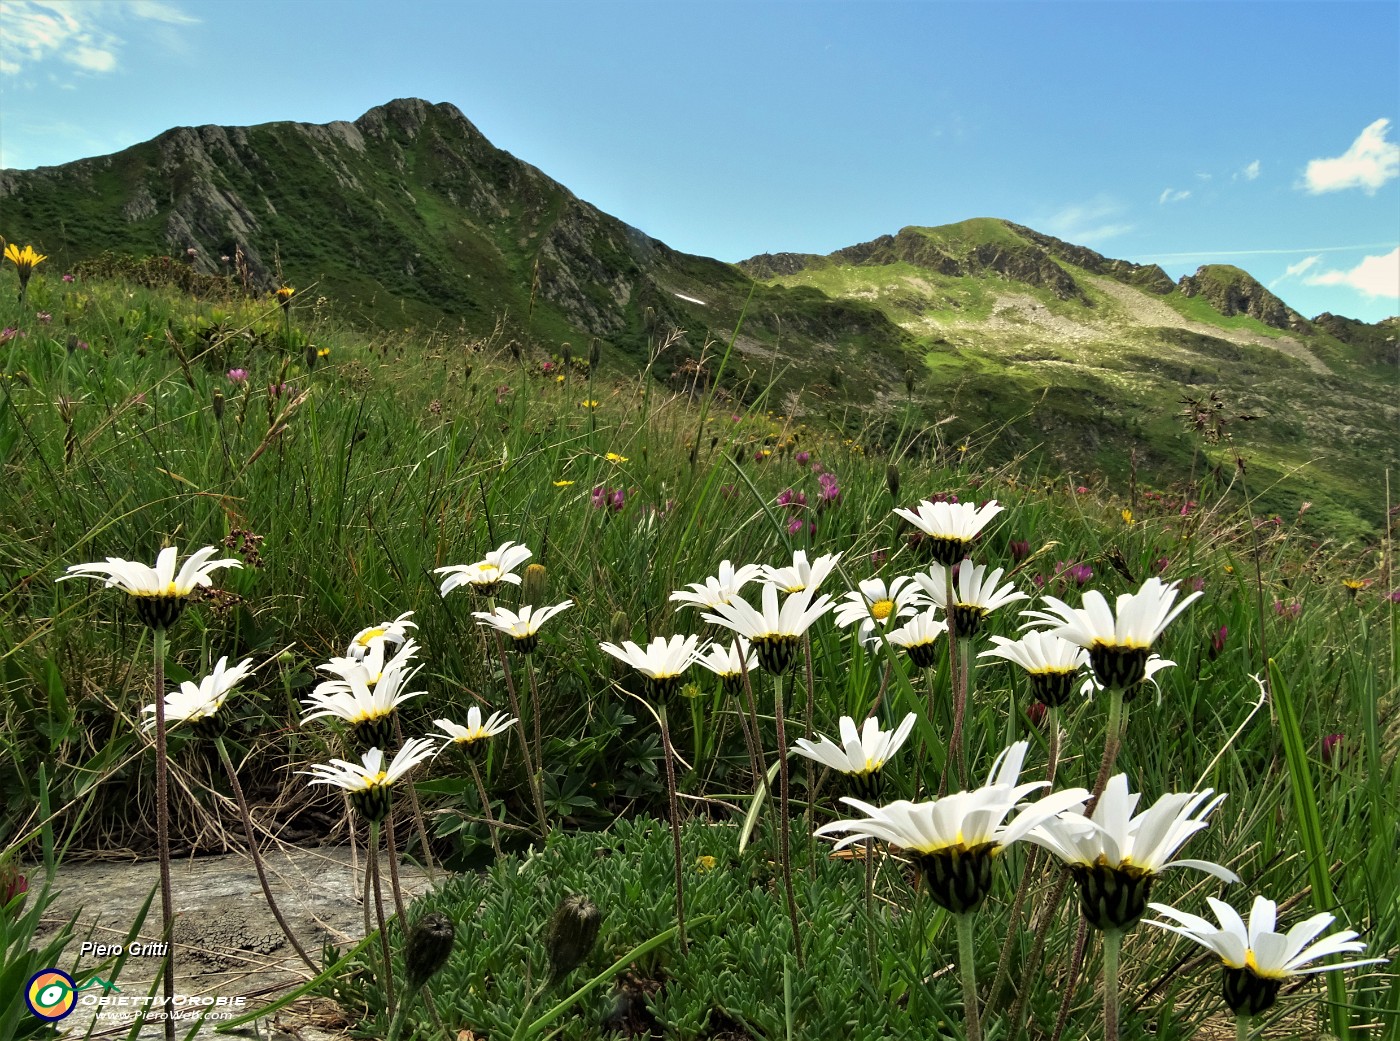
1133, 242, 1396, 262
1239, 160, 1260, 181
1158, 188, 1191, 205
0, 0, 199, 80
1268, 255, 1321, 288
1042, 197, 1134, 245
1303, 118, 1399, 194
1302, 248, 1400, 298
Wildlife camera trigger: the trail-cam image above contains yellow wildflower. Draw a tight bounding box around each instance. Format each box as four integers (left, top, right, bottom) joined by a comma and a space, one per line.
1121, 509, 1134, 525
604, 452, 628, 464
695, 855, 717, 873
553, 480, 575, 487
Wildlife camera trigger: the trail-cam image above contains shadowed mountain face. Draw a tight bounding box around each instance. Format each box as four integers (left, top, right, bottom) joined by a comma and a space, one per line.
3, 99, 1395, 535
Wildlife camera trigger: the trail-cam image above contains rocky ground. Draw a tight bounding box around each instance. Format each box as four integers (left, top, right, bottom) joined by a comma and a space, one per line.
35, 846, 431, 1040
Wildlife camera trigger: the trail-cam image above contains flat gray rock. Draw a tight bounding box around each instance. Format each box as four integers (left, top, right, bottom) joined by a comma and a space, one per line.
32, 845, 432, 1039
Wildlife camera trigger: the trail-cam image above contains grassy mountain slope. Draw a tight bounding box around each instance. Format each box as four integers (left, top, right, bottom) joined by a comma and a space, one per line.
741, 219, 1398, 539
0, 98, 916, 400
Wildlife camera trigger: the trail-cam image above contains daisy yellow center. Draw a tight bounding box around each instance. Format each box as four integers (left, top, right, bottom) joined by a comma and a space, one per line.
869, 599, 895, 621
360, 771, 388, 789
783, 583, 806, 593
349, 705, 389, 722
357, 627, 387, 647
165, 581, 180, 595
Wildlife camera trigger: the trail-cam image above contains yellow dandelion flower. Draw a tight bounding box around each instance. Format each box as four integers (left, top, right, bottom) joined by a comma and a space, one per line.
316, 347, 330, 358
1121, 509, 1134, 525
553, 480, 575, 487
695, 855, 717, 873
580, 399, 600, 409
605, 452, 628, 463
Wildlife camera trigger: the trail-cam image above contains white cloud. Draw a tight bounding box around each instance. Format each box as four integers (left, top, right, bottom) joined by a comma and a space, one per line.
68, 44, 117, 72
0, 0, 198, 79
1042, 197, 1134, 245
1304, 118, 1400, 194
1158, 188, 1191, 205
1303, 248, 1400, 298
1241, 160, 1260, 181
1268, 255, 1321, 288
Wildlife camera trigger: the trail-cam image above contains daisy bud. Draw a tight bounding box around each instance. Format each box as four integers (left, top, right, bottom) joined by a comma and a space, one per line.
609, 610, 630, 644
885, 464, 900, 501
588, 338, 601, 369
546, 894, 602, 985
561, 343, 572, 367
405, 912, 455, 991
212, 388, 225, 421
521, 563, 549, 605
904, 368, 916, 395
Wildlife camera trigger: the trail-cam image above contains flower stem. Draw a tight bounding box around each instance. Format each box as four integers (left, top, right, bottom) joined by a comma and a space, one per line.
864, 836, 878, 972
493, 632, 548, 837
384, 811, 409, 926
368, 819, 396, 1016
1049, 691, 1129, 1041
956, 912, 983, 1041
392, 713, 436, 882
151, 627, 175, 1041
989, 707, 1060, 1010
213, 737, 318, 972
525, 656, 545, 790
738, 661, 766, 794
1235, 1014, 1252, 1041
466, 754, 503, 858
657, 703, 689, 956
1103, 928, 1123, 1041
773, 672, 805, 969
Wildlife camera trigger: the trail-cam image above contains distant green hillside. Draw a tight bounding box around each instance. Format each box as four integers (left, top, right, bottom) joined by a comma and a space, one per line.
741, 218, 1398, 540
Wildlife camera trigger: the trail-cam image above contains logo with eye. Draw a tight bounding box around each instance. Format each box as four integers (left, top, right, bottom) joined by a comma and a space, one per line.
26, 969, 77, 1021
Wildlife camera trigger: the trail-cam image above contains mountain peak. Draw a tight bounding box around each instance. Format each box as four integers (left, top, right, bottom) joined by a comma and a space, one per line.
1177, 264, 1309, 332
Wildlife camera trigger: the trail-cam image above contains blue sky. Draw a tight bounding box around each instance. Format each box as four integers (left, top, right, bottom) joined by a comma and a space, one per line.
2, 0, 1397, 322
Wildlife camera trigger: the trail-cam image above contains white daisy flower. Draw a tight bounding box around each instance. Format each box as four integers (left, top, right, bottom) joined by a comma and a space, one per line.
815, 741, 1090, 913
346, 611, 417, 659
832, 576, 924, 645
599, 633, 702, 699
760, 550, 842, 595
701, 583, 835, 675
669, 560, 764, 610
471, 600, 573, 652
60, 545, 242, 629
793, 713, 917, 798
433, 707, 517, 748
143, 656, 255, 733
301, 739, 438, 820
979, 631, 1088, 708
435, 540, 533, 597
301, 659, 426, 747
1023, 773, 1237, 932
1020, 577, 1202, 692
695, 637, 758, 690
1144, 894, 1384, 1017
914, 559, 1028, 639
893, 499, 1004, 564
886, 609, 950, 668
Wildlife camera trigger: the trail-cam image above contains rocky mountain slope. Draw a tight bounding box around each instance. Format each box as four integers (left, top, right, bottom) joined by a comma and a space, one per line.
3, 100, 1395, 536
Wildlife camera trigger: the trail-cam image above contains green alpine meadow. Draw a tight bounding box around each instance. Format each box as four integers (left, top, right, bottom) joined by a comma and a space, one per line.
0, 98, 1395, 1041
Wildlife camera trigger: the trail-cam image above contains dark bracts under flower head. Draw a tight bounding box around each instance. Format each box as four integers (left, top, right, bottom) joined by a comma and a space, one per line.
1088, 644, 1151, 695
350, 714, 398, 754
1070, 861, 1155, 932
133, 595, 190, 631
752, 634, 799, 675
1028, 670, 1078, 708
350, 785, 392, 822
913, 843, 997, 915
1222, 966, 1282, 1017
